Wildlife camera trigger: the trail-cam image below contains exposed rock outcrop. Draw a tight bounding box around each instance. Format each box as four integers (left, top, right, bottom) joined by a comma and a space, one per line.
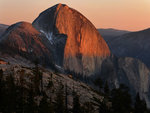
0, 62, 105, 113
0, 22, 53, 66
33, 3, 110, 76
100, 56, 150, 107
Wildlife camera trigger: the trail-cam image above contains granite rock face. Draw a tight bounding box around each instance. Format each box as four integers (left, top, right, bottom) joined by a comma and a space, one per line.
33, 3, 110, 76
101, 56, 150, 107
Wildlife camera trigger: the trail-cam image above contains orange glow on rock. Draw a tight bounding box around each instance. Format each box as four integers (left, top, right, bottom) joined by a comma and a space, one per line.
55, 4, 110, 58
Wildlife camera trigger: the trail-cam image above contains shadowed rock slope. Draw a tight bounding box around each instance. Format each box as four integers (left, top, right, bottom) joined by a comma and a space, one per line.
98, 28, 130, 44
100, 56, 150, 107
0, 22, 53, 66
108, 28, 150, 67
0, 24, 9, 37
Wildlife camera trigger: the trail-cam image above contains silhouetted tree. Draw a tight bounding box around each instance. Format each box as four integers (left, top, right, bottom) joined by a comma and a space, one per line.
15, 69, 27, 113
94, 77, 103, 93
134, 93, 147, 113
55, 84, 65, 113
25, 86, 37, 113
111, 84, 132, 113
104, 81, 110, 97
39, 93, 53, 113
0, 69, 4, 111
72, 91, 81, 113
48, 98, 54, 113
47, 73, 53, 88
15, 86, 24, 113
65, 83, 68, 113
93, 96, 110, 113
32, 61, 43, 95
5, 73, 16, 113
99, 101, 109, 113
82, 102, 94, 113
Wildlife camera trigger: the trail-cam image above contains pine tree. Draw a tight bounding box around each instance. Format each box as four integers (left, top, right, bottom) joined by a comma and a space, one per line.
65, 83, 68, 113
55, 84, 65, 113
46, 73, 54, 113
39, 71, 43, 93
134, 93, 147, 113
111, 84, 132, 113
15, 85, 27, 113
39, 93, 53, 113
98, 100, 110, 113
47, 73, 53, 88
32, 60, 43, 95
72, 91, 81, 113
94, 77, 103, 93
0, 69, 3, 81
5, 73, 16, 113
25, 85, 37, 113
104, 81, 110, 97
16, 69, 26, 113
82, 102, 94, 113
48, 98, 54, 113
0, 69, 4, 112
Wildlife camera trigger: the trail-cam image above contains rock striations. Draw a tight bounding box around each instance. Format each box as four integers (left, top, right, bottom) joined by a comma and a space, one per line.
100, 56, 150, 107
33, 3, 110, 76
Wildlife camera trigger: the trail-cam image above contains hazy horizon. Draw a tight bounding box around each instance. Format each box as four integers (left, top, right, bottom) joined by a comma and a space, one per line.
0, 0, 150, 31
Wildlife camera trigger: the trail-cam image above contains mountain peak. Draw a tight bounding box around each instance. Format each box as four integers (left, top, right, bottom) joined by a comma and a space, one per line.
55, 3, 70, 15
0, 22, 53, 66
56, 3, 68, 7
33, 4, 110, 75
4, 21, 38, 33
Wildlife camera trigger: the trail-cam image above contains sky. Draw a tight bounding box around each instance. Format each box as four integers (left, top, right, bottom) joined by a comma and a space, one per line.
0, 0, 150, 31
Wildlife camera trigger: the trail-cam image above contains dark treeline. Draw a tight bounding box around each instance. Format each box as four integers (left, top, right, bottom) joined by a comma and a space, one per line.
66, 69, 150, 113
0, 65, 96, 113
93, 77, 150, 113
0, 65, 150, 113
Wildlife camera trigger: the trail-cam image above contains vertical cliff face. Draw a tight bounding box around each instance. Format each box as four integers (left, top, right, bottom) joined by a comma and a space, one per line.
33, 3, 110, 76
100, 56, 150, 107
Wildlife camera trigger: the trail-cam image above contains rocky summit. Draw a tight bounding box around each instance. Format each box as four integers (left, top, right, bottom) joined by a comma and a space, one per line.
33, 3, 110, 76
0, 22, 53, 66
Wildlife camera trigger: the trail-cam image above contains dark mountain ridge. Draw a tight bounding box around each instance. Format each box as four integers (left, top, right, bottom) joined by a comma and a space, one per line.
108, 28, 150, 67
0, 24, 9, 37
98, 28, 130, 43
